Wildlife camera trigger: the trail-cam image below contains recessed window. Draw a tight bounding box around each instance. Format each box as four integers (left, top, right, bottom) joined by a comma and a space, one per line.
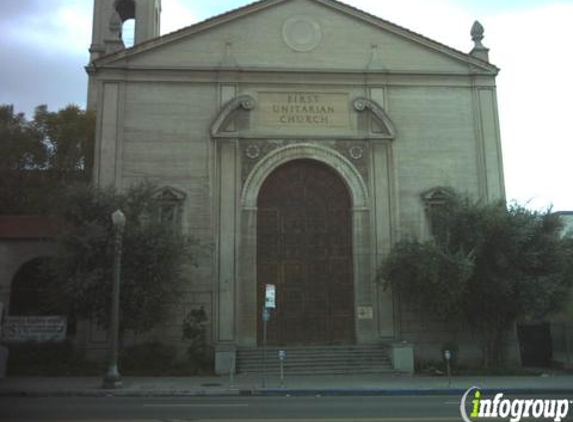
421, 187, 454, 237
153, 186, 186, 230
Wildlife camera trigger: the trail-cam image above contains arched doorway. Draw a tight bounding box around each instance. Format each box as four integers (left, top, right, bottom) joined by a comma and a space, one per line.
257, 159, 355, 345
9, 257, 57, 316
9, 256, 75, 335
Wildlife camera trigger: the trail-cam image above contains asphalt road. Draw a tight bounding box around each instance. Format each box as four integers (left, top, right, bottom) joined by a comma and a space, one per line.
0, 395, 468, 421
1, 395, 572, 422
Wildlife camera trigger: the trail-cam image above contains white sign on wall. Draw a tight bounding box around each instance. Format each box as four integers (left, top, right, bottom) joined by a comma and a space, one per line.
265, 284, 276, 309
357, 306, 373, 320
2, 316, 67, 342
257, 92, 351, 132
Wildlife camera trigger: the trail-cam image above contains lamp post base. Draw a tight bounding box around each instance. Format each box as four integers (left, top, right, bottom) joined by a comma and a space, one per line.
102, 368, 123, 389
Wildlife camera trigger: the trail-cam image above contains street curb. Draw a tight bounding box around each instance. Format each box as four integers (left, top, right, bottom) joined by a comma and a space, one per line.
0, 389, 243, 397
1, 387, 572, 398
256, 388, 573, 396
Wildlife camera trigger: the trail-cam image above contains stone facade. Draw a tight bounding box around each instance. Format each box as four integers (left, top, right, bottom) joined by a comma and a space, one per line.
86, 0, 506, 371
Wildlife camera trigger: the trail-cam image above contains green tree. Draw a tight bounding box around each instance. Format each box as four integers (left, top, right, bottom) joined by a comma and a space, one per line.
49, 181, 195, 335
0, 105, 50, 213
0, 105, 47, 170
33, 104, 96, 179
379, 195, 573, 367
0, 104, 95, 214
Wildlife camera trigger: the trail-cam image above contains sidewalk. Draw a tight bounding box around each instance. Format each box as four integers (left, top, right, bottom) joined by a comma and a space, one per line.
1, 374, 572, 397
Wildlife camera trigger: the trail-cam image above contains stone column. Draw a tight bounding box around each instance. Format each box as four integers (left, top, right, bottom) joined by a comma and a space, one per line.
371, 140, 396, 338
237, 208, 258, 347
352, 208, 376, 343
95, 83, 120, 188
217, 140, 238, 342
215, 140, 238, 375
476, 88, 505, 200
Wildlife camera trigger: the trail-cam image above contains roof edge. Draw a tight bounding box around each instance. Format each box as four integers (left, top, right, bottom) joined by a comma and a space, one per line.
90, 0, 498, 73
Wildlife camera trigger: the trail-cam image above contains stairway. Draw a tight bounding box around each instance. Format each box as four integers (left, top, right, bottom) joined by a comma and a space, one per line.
236, 344, 394, 375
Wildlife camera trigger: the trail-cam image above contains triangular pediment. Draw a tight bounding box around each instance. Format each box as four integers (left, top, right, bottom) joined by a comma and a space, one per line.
421, 186, 455, 205
153, 186, 186, 202
93, 0, 497, 74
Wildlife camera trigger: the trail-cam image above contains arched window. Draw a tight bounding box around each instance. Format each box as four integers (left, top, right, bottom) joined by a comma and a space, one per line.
114, 0, 136, 47
121, 19, 135, 48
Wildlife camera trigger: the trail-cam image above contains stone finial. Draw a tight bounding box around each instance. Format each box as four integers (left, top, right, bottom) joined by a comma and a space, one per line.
470, 20, 489, 62
471, 21, 485, 46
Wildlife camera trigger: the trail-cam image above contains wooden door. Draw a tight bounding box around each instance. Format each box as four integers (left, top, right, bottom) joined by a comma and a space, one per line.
257, 160, 354, 345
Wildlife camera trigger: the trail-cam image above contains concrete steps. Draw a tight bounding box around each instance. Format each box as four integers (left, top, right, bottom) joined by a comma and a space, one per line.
236, 344, 393, 375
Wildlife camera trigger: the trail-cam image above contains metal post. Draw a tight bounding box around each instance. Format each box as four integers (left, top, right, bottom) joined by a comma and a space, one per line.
444, 349, 452, 388
103, 210, 125, 389
566, 324, 572, 367
262, 305, 268, 388
229, 355, 235, 388
446, 360, 451, 387
279, 351, 285, 388
564, 325, 568, 364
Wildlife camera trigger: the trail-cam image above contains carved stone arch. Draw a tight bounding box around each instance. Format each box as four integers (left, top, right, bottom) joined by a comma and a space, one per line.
353, 97, 396, 139
111, 0, 136, 47
241, 143, 369, 210
114, 0, 136, 22
210, 95, 255, 138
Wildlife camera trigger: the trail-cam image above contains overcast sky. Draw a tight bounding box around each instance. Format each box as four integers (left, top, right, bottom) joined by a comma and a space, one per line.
1, 0, 571, 211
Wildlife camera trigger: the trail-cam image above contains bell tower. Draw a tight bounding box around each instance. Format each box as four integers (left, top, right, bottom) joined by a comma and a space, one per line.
89, 0, 161, 61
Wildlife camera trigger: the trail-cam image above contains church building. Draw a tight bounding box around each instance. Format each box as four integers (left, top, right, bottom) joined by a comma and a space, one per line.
86, 0, 506, 373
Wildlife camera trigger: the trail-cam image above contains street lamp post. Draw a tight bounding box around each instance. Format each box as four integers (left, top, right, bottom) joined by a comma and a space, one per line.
103, 209, 126, 389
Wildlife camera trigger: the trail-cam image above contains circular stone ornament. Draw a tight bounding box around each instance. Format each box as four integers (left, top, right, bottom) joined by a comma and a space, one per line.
246, 144, 261, 160
282, 16, 322, 52
349, 146, 364, 160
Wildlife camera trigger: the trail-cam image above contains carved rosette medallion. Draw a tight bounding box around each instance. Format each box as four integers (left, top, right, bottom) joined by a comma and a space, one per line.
334, 141, 369, 184
282, 16, 322, 52
245, 144, 261, 160
349, 146, 364, 160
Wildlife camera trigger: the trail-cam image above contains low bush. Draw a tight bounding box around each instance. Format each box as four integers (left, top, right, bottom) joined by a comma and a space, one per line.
120, 341, 178, 373
120, 341, 213, 376
182, 307, 213, 366
6, 340, 102, 376
7, 340, 74, 366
